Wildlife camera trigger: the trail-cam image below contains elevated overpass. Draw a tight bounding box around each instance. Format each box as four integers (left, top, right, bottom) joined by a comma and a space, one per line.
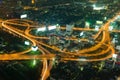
0, 13, 120, 80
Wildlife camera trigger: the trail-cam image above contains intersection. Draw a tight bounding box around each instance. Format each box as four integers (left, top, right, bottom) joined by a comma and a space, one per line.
0, 13, 120, 80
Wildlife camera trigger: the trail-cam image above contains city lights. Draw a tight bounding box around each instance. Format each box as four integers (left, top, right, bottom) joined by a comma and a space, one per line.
20, 14, 27, 19
1, 0, 120, 80
80, 32, 84, 36
48, 25, 56, 30
112, 54, 118, 59
31, 46, 38, 51
32, 59, 37, 66
24, 41, 30, 45
92, 4, 105, 10
95, 25, 99, 31
37, 27, 46, 32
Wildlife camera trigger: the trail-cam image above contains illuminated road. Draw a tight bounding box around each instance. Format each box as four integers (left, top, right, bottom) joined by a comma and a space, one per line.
0, 13, 120, 80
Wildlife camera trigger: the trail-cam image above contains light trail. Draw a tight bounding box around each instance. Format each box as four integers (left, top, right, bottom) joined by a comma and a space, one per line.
1, 12, 120, 80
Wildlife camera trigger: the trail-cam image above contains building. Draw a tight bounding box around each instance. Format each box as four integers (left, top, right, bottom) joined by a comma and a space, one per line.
49, 35, 57, 45
66, 24, 74, 35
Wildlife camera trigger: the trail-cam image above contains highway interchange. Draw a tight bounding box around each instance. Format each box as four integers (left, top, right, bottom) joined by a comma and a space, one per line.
0, 12, 120, 80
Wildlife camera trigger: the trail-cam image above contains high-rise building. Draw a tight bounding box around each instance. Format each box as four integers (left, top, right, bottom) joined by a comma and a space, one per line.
49, 36, 57, 45
66, 24, 74, 35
